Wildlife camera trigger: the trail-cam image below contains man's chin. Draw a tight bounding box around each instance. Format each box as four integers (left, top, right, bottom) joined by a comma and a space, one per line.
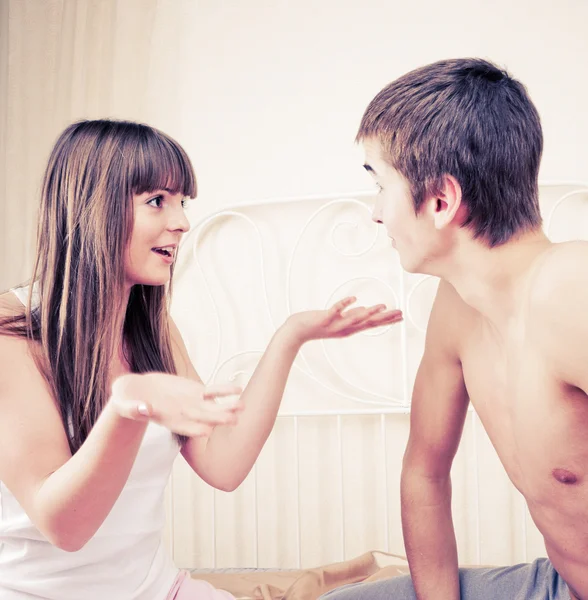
398, 255, 425, 276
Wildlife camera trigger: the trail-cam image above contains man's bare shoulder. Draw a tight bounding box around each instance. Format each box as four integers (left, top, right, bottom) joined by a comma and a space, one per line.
529, 241, 588, 312
528, 241, 588, 388
424, 279, 475, 357
433, 279, 470, 314
430, 279, 476, 325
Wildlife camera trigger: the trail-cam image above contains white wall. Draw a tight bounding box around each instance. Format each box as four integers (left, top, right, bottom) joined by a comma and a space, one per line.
1, 0, 587, 289
178, 0, 588, 223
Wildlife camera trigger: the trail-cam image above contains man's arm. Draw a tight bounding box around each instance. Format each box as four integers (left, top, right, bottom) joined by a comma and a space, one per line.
402, 280, 470, 600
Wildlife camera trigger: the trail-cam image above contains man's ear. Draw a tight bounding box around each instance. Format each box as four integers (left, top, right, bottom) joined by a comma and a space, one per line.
428, 174, 463, 230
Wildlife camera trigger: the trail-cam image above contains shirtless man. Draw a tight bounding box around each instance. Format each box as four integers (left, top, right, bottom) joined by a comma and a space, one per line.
321, 58, 588, 600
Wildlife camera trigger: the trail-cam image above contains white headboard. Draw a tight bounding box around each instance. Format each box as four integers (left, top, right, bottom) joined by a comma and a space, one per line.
166, 182, 588, 571
173, 191, 415, 414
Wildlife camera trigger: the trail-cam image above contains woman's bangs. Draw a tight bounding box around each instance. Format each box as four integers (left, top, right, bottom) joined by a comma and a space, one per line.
129, 132, 196, 199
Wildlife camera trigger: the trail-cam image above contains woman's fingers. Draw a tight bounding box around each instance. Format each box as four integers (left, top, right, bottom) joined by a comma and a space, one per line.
184, 401, 241, 424
110, 396, 151, 421
360, 309, 403, 328
202, 384, 243, 400
335, 308, 402, 335
178, 423, 215, 438
327, 296, 356, 321
341, 304, 387, 322
136, 402, 152, 418
110, 373, 244, 436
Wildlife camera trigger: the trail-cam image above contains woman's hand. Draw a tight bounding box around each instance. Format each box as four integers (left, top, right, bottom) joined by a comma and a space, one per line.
283, 296, 403, 345
110, 373, 243, 437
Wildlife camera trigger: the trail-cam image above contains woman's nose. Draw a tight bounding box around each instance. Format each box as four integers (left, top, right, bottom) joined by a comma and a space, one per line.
169, 206, 190, 233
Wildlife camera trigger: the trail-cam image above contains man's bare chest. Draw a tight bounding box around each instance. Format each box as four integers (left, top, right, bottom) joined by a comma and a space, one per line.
460, 327, 588, 501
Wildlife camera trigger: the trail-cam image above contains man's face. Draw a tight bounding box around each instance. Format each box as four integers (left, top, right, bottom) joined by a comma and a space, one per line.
363, 138, 439, 274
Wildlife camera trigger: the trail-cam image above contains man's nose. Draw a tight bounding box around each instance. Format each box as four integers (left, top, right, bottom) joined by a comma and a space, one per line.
371, 206, 382, 224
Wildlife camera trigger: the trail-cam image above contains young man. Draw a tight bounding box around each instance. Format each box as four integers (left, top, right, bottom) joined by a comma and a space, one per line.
321, 58, 588, 600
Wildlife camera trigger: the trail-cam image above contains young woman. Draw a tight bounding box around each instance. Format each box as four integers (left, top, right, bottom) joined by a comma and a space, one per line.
0, 119, 402, 600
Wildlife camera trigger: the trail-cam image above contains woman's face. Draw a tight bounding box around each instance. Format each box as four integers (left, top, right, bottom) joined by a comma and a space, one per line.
124, 189, 190, 288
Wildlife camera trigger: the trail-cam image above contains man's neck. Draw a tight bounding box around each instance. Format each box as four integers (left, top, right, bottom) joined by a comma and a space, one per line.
434, 229, 552, 329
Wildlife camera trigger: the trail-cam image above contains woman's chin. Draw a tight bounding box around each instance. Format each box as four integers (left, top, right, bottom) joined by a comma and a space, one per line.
125, 271, 171, 288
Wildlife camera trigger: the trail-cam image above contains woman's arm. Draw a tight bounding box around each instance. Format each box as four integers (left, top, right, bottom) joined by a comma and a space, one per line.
176, 298, 403, 491
0, 333, 148, 551
0, 334, 240, 551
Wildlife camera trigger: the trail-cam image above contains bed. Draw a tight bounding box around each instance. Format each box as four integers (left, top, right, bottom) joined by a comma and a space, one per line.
167, 183, 588, 598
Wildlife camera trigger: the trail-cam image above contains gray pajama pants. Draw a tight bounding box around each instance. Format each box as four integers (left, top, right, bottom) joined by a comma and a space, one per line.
318, 558, 571, 599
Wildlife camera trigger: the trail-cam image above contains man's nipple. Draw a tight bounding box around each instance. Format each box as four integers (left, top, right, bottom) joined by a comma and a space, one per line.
552, 468, 578, 485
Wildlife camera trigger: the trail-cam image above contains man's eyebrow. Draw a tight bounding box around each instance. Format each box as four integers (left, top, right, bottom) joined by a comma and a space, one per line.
363, 164, 377, 175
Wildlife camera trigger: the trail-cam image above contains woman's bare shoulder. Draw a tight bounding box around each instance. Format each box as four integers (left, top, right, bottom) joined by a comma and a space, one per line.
0, 290, 39, 372
0, 292, 71, 514
0, 290, 24, 318
0, 292, 62, 434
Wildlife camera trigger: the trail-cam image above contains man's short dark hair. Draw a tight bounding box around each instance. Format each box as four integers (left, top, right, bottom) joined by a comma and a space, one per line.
357, 58, 543, 246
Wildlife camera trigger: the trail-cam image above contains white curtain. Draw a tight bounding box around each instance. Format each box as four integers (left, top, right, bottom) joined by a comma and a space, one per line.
0, 0, 198, 290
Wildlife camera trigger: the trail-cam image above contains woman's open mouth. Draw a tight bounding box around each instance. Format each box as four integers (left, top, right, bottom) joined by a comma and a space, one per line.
152, 245, 176, 262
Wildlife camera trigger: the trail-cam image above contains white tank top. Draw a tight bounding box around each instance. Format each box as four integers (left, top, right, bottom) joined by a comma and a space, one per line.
0, 287, 181, 599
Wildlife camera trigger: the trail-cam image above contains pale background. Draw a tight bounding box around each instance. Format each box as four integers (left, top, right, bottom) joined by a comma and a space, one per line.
1, 0, 587, 290
1, 0, 587, 570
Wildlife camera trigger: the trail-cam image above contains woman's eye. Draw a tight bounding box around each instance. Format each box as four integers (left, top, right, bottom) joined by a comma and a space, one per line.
181, 199, 189, 209
147, 195, 164, 208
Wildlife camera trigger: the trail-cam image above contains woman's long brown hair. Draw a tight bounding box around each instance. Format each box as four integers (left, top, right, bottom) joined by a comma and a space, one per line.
0, 120, 196, 453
